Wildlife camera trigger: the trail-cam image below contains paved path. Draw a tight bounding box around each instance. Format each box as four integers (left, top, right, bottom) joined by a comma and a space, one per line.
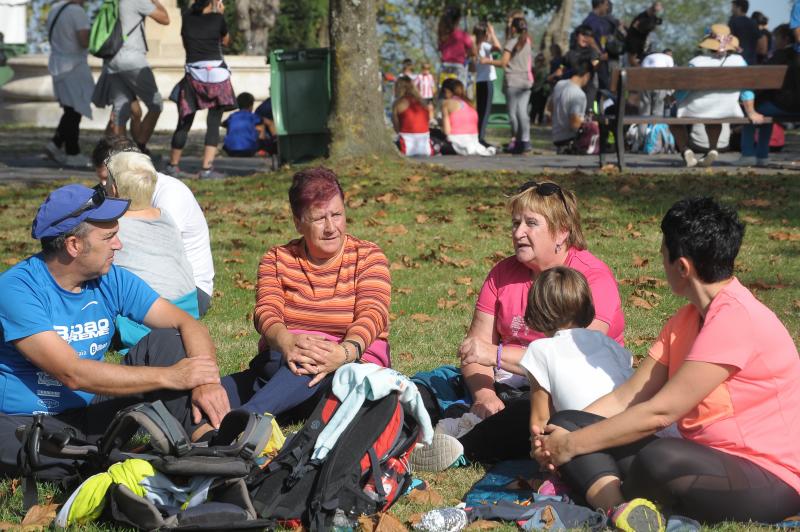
0, 127, 797, 183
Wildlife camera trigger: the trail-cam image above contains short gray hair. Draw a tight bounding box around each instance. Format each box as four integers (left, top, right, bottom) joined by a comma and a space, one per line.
40, 221, 92, 258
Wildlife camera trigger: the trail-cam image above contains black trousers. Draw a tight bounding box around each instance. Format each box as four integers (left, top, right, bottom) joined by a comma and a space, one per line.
171, 108, 224, 150
549, 410, 800, 524
52, 105, 82, 155
0, 329, 196, 481
475, 80, 493, 143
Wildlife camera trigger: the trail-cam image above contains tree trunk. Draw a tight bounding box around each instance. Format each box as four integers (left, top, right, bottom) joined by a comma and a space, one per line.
541, 0, 574, 59
328, 0, 397, 160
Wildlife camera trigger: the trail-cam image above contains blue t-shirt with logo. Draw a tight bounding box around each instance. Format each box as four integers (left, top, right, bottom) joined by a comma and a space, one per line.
0, 255, 158, 415
223, 110, 263, 152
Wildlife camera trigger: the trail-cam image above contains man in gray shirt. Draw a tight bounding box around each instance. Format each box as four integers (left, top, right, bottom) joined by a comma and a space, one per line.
549, 60, 593, 152
107, 0, 170, 153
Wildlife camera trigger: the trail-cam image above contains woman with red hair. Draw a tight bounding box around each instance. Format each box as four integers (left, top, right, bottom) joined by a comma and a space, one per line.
221, 167, 392, 419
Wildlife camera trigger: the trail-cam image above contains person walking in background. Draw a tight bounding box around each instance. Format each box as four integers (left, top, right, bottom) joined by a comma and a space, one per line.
105, 0, 170, 154
751, 11, 771, 63
530, 53, 550, 126
729, 0, 759, 65
481, 17, 533, 154
473, 22, 501, 147
44, 0, 95, 168
437, 6, 475, 87
165, 0, 237, 180
413, 62, 437, 127
624, 2, 663, 66
582, 0, 614, 93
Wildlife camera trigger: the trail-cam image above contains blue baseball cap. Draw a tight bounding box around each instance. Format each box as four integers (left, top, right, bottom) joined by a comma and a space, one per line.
31, 184, 130, 239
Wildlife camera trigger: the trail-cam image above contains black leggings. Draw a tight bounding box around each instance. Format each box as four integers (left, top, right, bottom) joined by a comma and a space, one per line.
53, 105, 82, 155
550, 410, 800, 524
171, 108, 223, 150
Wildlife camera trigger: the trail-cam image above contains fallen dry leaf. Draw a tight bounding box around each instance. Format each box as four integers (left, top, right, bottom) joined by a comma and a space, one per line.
375, 512, 408, 532
21, 503, 58, 528
447, 288, 457, 296
385, 224, 408, 236
233, 272, 256, 291
619, 276, 667, 288
631, 255, 649, 268
364, 217, 384, 227
395, 287, 412, 295
465, 520, 499, 530
415, 214, 429, 224
407, 174, 424, 183
747, 280, 787, 290
741, 215, 762, 225
375, 192, 398, 204
437, 298, 460, 309
454, 276, 473, 285
768, 231, 800, 242
410, 313, 434, 323
629, 295, 654, 310
406, 486, 444, 505
407, 513, 424, 526
794, 300, 800, 310
223, 257, 244, 264
359, 515, 376, 532
375, 209, 389, 218
348, 197, 365, 208
740, 198, 771, 208
397, 351, 414, 362
618, 184, 633, 195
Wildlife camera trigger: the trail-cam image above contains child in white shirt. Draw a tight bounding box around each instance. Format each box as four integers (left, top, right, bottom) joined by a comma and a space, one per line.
518, 266, 633, 436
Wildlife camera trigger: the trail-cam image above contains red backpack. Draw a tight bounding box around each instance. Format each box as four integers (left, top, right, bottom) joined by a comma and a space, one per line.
246, 385, 420, 530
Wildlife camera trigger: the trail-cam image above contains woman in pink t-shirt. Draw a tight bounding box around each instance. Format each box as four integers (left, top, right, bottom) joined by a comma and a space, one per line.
410, 181, 624, 471
534, 197, 800, 525
437, 6, 475, 87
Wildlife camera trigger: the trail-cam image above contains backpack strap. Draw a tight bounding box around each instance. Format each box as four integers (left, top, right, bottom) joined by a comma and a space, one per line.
48, 2, 75, 43
98, 401, 191, 460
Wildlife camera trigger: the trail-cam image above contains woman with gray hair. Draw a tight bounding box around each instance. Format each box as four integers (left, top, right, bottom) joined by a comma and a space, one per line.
105, 151, 199, 350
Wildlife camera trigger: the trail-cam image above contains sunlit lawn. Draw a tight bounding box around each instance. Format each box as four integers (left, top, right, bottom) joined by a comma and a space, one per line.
0, 156, 797, 530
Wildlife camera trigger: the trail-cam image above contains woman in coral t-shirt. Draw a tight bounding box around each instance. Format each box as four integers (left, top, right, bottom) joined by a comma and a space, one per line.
535, 197, 800, 525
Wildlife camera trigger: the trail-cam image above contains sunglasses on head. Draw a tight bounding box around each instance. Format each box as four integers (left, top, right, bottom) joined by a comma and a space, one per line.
515, 181, 571, 215
49, 184, 106, 229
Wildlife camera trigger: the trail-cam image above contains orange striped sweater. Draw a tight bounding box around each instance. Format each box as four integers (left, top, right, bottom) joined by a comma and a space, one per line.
254, 234, 391, 353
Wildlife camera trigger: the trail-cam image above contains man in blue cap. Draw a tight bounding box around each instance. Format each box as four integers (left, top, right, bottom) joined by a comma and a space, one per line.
0, 184, 230, 479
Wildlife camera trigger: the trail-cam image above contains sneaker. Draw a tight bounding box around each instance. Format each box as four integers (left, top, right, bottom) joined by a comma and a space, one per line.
164, 163, 181, 178
699, 149, 718, 167
734, 155, 757, 167
408, 433, 465, 472
503, 141, 517, 153
512, 141, 532, 154
681, 149, 698, 168
64, 153, 91, 168
199, 166, 226, 180
44, 141, 67, 165
610, 498, 665, 532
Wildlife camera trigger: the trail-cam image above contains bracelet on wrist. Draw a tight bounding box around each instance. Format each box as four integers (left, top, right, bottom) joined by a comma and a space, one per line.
341, 343, 354, 363
342, 339, 363, 361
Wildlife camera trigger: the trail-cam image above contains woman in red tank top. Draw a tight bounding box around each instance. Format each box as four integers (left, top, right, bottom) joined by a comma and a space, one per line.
392, 78, 432, 156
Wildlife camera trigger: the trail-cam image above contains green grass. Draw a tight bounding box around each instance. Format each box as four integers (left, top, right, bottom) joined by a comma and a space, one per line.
0, 158, 798, 529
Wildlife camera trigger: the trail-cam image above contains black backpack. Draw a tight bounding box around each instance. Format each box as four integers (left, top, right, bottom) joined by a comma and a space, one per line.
18, 401, 275, 529
247, 386, 420, 530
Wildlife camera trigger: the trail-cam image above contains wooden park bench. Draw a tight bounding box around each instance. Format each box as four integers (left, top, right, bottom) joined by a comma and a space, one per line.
597, 65, 788, 170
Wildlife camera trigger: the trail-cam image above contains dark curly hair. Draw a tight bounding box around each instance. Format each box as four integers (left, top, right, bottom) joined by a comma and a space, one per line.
661, 197, 745, 283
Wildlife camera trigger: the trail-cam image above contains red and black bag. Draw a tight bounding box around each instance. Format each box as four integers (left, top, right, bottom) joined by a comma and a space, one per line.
246, 385, 420, 530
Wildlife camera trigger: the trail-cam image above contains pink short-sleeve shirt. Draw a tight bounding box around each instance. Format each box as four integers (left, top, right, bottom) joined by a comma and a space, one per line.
475, 248, 625, 347
440, 28, 474, 65
649, 278, 800, 493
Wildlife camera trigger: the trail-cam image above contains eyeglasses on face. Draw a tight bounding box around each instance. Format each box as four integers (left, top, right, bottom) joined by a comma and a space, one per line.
514, 181, 571, 216
48, 184, 106, 229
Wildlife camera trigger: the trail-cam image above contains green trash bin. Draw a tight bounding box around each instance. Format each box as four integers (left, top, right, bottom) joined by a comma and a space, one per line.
269, 48, 332, 165
487, 67, 509, 127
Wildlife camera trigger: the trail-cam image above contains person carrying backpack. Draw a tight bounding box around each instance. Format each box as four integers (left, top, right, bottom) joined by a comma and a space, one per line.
44, 0, 95, 168
97, 0, 170, 155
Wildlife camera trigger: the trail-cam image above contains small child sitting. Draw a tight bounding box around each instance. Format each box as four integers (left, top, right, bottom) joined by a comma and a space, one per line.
222, 92, 269, 157
519, 266, 633, 435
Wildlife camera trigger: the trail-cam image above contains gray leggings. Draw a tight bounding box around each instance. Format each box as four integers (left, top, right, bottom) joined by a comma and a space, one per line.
505, 85, 532, 143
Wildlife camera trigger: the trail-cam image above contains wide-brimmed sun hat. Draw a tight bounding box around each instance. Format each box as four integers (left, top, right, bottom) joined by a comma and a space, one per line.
698, 24, 740, 53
